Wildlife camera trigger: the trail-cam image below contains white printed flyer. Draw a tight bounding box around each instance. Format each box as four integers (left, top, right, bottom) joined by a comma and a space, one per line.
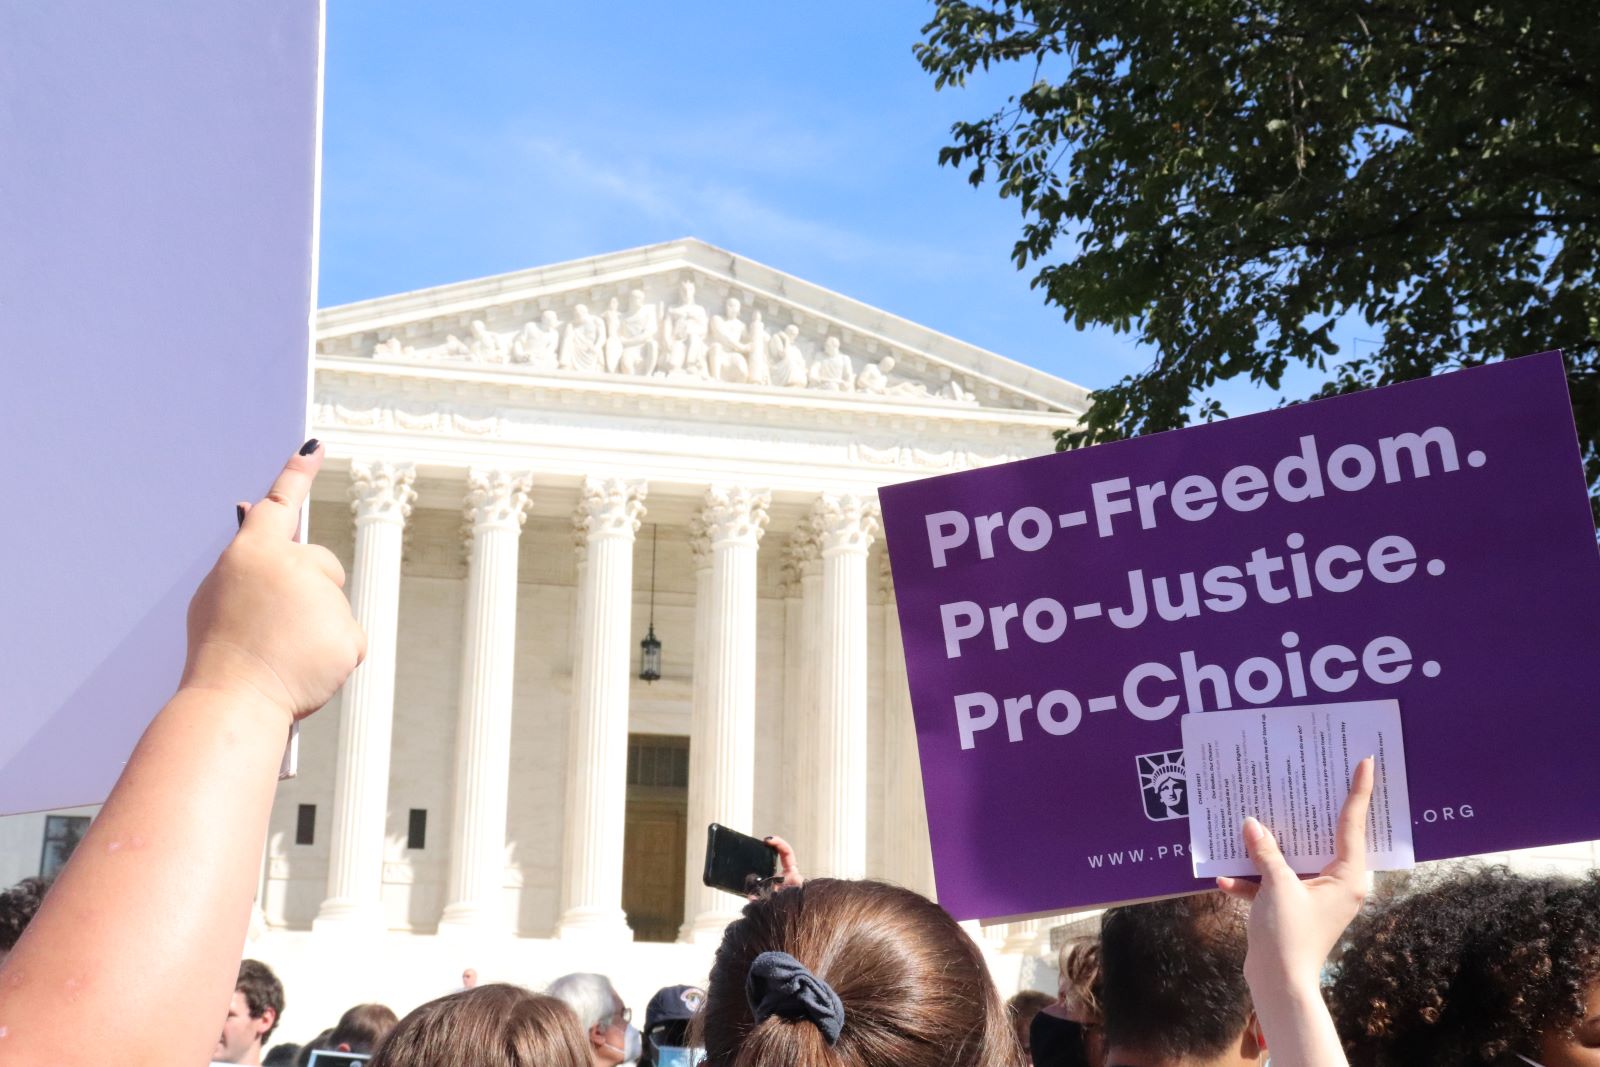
1180, 699, 1415, 878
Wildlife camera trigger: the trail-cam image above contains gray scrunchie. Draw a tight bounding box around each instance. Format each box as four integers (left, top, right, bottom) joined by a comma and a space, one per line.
744, 950, 846, 1045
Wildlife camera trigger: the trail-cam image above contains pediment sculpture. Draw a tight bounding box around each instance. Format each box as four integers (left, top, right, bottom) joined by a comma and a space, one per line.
361, 281, 981, 406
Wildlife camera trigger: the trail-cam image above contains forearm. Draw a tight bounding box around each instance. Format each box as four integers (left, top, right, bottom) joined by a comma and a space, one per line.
1253, 977, 1347, 1067
0, 687, 289, 1066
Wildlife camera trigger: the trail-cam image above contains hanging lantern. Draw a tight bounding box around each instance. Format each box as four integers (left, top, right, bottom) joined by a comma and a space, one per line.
639, 524, 662, 683
639, 623, 662, 683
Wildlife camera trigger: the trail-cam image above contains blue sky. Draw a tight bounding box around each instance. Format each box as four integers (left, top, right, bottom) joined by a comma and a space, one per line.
317, 1, 1337, 413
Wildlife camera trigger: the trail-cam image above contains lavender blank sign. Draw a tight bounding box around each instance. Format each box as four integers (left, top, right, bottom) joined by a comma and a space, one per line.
0, 2, 323, 814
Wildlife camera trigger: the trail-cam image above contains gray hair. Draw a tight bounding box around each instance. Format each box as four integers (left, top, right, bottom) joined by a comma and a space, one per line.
546, 972, 620, 1031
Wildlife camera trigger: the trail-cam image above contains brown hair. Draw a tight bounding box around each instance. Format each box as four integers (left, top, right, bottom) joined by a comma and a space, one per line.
1005, 990, 1055, 1053
1057, 938, 1102, 1021
237, 959, 286, 1044
370, 984, 589, 1067
701, 878, 1022, 1067
330, 1002, 400, 1053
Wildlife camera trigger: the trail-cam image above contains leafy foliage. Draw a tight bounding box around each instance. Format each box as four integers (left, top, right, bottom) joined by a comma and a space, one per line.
917, 0, 1600, 515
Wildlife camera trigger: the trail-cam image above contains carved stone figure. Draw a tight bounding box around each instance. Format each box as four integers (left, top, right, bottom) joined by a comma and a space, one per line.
770, 324, 808, 388
809, 336, 856, 392
473, 320, 508, 363
511, 310, 561, 371
444, 320, 505, 362
560, 303, 607, 373
662, 280, 709, 377
858, 355, 928, 398
616, 289, 660, 376
856, 357, 889, 395
372, 337, 412, 359
602, 298, 624, 373
746, 311, 772, 386
708, 297, 752, 383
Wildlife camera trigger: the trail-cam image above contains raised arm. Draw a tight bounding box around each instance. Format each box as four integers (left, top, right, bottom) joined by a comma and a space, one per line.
1218, 755, 1374, 1067
0, 444, 364, 1066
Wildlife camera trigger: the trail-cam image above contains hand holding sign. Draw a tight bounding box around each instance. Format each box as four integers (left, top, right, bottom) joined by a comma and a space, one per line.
180, 442, 367, 724
0, 441, 366, 1064
1217, 758, 1372, 1067
1219, 755, 1373, 987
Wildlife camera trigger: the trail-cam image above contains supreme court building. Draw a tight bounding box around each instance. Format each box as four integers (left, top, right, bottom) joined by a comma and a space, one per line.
283, 238, 1075, 923
285, 238, 1084, 1032
4, 239, 1596, 1039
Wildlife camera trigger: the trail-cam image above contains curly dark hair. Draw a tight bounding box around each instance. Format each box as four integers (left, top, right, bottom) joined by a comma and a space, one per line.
1330, 865, 1600, 1066
0, 877, 48, 951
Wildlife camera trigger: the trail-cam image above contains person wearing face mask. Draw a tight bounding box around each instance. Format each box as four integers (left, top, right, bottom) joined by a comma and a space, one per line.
641, 984, 706, 1067
1030, 938, 1104, 1067
1330, 866, 1600, 1067
1009, 990, 1057, 1065
549, 972, 643, 1067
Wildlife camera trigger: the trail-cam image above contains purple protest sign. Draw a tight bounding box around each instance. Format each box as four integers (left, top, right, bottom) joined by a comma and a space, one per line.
0, 3, 322, 814
880, 353, 1600, 920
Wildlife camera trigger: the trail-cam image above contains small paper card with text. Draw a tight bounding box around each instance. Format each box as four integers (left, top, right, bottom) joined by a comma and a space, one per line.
1180, 700, 1415, 878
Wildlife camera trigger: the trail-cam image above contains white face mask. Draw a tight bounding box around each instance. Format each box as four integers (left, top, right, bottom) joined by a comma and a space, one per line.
603, 1022, 642, 1064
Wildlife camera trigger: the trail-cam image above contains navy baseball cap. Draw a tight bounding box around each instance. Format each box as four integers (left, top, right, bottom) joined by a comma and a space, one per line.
645, 985, 706, 1034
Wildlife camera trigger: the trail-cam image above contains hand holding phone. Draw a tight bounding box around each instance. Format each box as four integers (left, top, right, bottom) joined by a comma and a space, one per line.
702, 823, 778, 896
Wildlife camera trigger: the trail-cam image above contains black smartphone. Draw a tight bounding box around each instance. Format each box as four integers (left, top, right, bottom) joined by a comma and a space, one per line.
702, 823, 778, 896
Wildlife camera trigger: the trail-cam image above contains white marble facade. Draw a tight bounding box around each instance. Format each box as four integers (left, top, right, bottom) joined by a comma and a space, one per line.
273, 239, 1083, 1035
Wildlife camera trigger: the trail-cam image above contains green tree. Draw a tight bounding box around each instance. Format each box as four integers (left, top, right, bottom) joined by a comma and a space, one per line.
917, 0, 1599, 513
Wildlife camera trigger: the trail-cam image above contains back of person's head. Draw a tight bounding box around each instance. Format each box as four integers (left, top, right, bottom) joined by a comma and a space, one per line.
237, 959, 287, 1045
0, 877, 47, 960
262, 1043, 301, 1067
1331, 865, 1600, 1066
547, 972, 622, 1032
1057, 939, 1101, 1023
330, 1002, 400, 1053
701, 878, 1021, 1067
1006, 990, 1055, 1057
1099, 892, 1252, 1062
1029, 938, 1104, 1067
370, 984, 589, 1067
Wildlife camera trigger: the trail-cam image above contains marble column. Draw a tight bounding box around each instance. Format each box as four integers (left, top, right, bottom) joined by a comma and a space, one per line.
569, 503, 589, 678
682, 486, 770, 940
678, 515, 712, 940
439, 469, 531, 933
316, 460, 416, 932
811, 493, 879, 878
880, 554, 936, 899
558, 477, 647, 941
781, 524, 822, 862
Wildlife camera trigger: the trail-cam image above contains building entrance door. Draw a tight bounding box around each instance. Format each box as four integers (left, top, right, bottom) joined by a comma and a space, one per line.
622, 734, 688, 943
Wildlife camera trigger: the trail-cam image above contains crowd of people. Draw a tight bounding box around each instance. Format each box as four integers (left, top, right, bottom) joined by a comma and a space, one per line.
0, 442, 1595, 1067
